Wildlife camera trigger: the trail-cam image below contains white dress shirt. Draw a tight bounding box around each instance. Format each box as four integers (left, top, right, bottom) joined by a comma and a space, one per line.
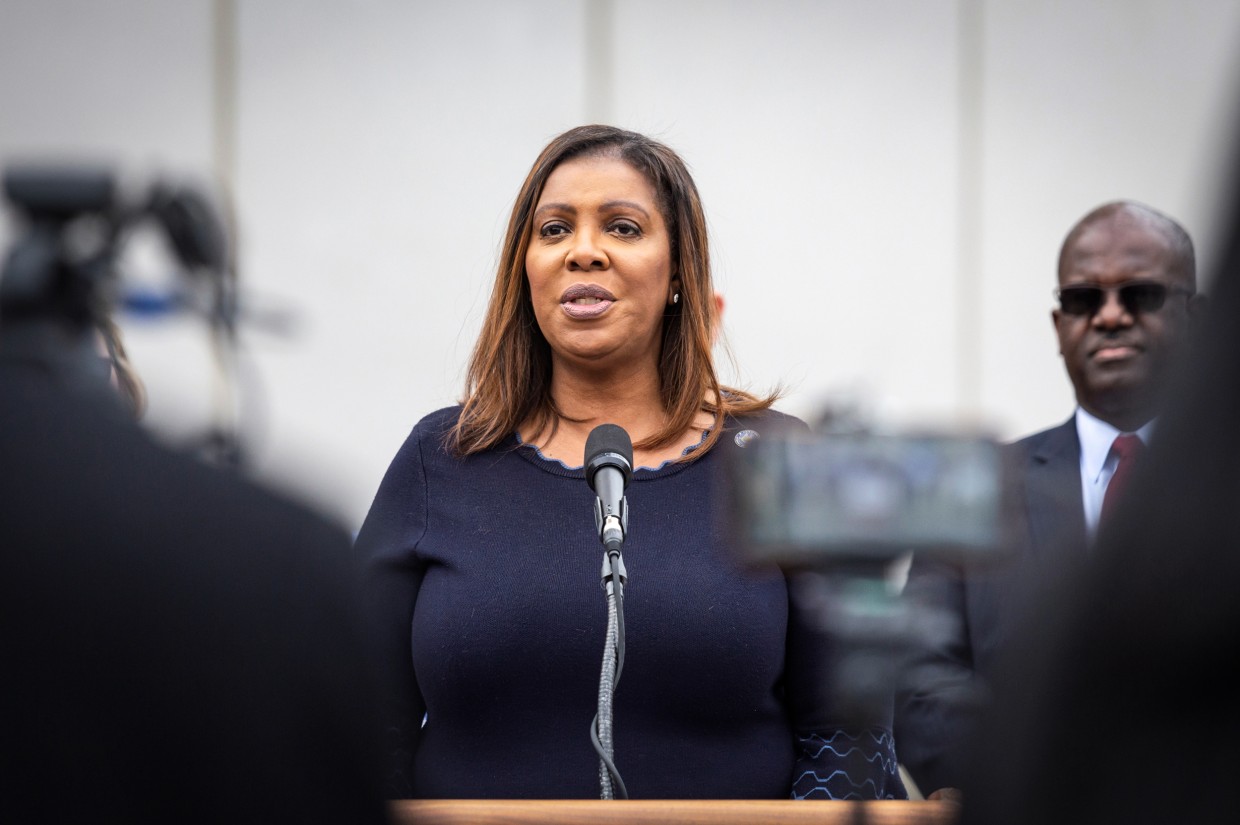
1075, 407, 1155, 539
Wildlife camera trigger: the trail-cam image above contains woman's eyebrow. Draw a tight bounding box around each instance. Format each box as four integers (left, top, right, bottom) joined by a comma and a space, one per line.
533, 202, 575, 219
533, 200, 651, 219
601, 199, 650, 217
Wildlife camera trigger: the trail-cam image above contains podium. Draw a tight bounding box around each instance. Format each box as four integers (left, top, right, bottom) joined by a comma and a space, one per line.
391, 799, 960, 825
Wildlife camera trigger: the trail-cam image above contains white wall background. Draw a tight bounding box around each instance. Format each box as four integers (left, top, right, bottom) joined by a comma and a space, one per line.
2, 0, 1238, 531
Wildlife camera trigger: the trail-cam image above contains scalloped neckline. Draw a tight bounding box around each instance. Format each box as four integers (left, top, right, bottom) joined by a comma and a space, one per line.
511, 429, 709, 479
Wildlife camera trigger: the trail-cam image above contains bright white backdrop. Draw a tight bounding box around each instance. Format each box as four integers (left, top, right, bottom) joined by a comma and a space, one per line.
2, 0, 1238, 531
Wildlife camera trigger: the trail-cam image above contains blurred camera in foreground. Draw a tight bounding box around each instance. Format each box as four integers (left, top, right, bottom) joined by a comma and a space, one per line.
725, 424, 1013, 570
721, 416, 1016, 728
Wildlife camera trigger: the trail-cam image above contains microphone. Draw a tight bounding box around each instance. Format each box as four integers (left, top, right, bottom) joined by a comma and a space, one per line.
585, 424, 633, 554
584, 423, 633, 800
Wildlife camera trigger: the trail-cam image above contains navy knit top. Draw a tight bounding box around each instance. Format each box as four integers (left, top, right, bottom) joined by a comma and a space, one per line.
355, 406, 906, 800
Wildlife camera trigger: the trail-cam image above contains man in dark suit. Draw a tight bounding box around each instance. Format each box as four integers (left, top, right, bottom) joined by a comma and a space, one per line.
893, 200, 1203, 798
959, 124, 1240, 825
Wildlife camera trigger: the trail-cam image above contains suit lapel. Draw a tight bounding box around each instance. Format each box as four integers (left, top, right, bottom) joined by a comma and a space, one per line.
1024, 418, 1087, 561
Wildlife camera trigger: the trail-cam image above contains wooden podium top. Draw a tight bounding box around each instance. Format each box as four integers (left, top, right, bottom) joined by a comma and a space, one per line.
391, 798, 960, 825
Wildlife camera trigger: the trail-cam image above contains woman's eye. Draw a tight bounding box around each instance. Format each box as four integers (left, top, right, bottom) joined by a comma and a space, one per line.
610, 220, 641, 237
538, 221, 570, 238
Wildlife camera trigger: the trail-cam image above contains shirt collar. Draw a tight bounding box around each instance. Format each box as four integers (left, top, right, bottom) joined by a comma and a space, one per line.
1075, 407, 1156, 483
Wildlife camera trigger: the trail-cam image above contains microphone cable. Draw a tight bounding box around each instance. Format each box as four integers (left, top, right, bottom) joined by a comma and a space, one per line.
591, 549, 627, 799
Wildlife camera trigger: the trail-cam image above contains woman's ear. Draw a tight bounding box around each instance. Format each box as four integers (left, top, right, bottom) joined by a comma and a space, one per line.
669, 278, 682, 305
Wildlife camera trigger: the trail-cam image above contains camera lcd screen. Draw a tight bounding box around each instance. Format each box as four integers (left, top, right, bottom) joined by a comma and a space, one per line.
724, 428, 1010, 567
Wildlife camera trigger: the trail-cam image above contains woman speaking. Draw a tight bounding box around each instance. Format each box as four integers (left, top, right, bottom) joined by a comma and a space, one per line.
355, 125, 905, 800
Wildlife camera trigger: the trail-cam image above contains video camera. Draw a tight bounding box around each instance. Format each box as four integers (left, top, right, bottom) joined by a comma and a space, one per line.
721, 411, 1017, 721
1, 163, 241, 464
725, 421, 1012, 569
0, 164, 231, 329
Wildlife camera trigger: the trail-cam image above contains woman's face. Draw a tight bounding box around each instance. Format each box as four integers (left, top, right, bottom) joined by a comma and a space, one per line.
525, 154, 677, 374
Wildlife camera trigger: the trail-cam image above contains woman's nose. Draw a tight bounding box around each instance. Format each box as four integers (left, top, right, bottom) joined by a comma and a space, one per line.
566, 228, 608, 271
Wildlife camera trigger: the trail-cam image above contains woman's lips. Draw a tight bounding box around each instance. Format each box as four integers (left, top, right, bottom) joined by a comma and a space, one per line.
560, 284, 616, 319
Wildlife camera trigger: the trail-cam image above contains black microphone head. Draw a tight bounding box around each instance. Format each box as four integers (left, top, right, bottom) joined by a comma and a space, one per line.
585, 423, 633, 492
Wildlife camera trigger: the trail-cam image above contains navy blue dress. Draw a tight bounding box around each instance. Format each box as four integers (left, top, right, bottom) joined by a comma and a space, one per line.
356, 406, 905, 800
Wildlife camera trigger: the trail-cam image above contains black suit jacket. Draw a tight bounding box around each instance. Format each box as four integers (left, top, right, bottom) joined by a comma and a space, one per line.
893, 417, 1090, 796
0, 341, 391, 824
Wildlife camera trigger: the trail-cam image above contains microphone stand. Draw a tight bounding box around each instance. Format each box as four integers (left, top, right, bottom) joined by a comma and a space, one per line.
591, 500, 629, 800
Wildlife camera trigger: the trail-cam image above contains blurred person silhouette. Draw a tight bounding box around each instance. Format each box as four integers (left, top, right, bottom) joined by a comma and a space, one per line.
895, 200, 1204, 798
0, 170, 390, 824
355, 124, 908, 800
958, 128, 1240, 825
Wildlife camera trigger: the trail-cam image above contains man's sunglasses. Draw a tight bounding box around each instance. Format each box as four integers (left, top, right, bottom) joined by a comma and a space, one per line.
1054, 281, 1194, 317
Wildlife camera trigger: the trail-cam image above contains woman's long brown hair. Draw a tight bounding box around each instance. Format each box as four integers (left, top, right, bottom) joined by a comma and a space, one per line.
449, 125, 777, 459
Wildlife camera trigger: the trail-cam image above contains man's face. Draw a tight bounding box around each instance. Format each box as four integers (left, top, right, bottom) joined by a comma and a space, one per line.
1052, 212, 1195, 428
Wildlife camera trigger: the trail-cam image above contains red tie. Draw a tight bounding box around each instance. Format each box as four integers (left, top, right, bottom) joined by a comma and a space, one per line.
1101, 434, 1144, 523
